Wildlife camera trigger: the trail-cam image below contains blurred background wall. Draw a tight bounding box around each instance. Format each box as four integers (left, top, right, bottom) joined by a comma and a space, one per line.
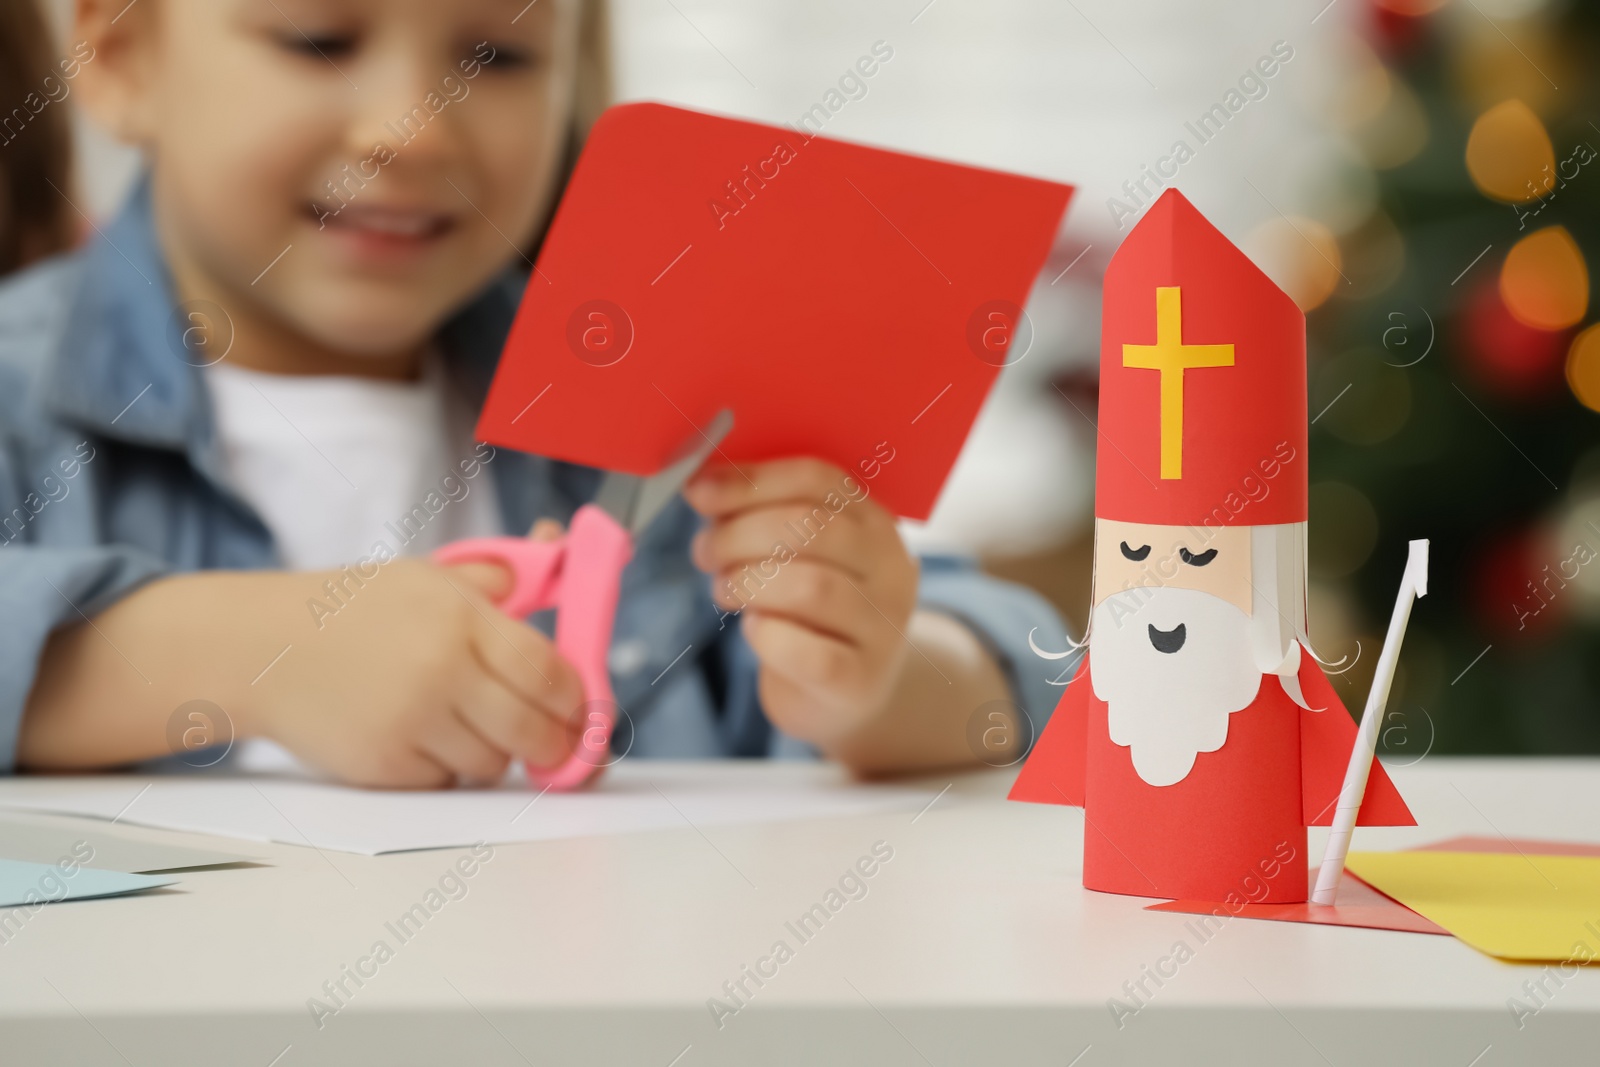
36, 0, 1600, 755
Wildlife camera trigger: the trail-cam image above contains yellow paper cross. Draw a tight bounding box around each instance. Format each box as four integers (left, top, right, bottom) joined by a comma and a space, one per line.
1122, 287, 1234, 479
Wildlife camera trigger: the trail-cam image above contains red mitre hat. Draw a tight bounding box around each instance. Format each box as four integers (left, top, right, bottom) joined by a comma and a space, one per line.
1095, 189, 1307, 526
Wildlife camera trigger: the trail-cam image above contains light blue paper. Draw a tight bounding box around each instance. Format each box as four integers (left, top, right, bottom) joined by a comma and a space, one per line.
0, 857, 176, 908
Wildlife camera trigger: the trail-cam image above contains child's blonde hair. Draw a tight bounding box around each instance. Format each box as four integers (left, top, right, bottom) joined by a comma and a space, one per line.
0, 0, 76, 274
523, 0, 610, 254
574, 0, 614, 137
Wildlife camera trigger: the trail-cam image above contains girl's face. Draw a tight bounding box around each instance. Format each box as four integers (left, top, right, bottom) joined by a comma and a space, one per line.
97, 0, 578, 358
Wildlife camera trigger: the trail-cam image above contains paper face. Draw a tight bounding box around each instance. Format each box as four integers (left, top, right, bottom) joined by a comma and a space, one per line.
1093, 519, 1251, 616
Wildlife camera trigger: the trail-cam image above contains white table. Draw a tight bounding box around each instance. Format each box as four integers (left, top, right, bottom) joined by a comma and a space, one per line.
0, 758, 1596, 1066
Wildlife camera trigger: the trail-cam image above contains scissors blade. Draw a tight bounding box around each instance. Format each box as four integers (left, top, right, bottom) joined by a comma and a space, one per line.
592, 409, 734, 538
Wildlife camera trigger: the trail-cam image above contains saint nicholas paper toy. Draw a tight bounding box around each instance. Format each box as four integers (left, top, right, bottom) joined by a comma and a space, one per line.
1009, 189, 1414, 903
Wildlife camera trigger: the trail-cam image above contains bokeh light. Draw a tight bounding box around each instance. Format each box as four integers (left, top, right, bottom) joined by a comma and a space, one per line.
1297, 144, 1380, 238
1460, 279, 1569, 398
1500, 225, 1589, 331
1244, 216, 1343, 312
1553, 490, 1600, 615
1309, 481, 1379, 578
1317, 348, 1413, 445
1465, 99, 1555, 203
1566, 324, 1600, 414
1339, 211, 1406, 299
1473, 0, 1550, 17
1373, 0, 1450, 15
1449, 13, 1564, 116
1329, 39, 1428, 172
1472, 527, 1565, 640
1357, 73, 1429, 170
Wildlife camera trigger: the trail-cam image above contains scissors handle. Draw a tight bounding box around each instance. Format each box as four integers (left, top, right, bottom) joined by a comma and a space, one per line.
432, 503, 633, 790
432, 537, 564, 619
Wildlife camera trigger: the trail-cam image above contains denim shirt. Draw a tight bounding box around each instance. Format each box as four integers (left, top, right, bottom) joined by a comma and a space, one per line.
0, 181, 1064, 771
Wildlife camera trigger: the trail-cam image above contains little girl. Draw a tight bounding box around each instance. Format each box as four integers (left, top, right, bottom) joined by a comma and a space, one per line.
3, 0, 1062, 786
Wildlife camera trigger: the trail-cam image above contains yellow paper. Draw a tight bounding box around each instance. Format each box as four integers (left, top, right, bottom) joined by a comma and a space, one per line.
1346, 850, 1600, 963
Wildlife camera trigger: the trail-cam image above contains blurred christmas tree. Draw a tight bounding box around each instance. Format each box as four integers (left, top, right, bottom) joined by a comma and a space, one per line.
1306, 0, 1600, 756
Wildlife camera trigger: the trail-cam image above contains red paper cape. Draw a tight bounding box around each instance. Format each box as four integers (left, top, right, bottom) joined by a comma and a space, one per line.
1009, 655, 1413, 828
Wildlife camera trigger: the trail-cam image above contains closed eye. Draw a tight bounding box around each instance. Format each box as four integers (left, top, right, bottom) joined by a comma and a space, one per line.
479, 44, 540, 70
1180, 547, 1218, 566
274, 30, 360, 60
1120, 541, 1151, 561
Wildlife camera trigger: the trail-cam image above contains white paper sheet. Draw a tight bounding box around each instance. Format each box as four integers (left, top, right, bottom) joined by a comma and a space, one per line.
0, 762, 933, 855
0, 815, 253, 873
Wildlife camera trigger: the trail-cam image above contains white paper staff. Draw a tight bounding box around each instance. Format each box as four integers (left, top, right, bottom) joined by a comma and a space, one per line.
1310, 539, 1429, 906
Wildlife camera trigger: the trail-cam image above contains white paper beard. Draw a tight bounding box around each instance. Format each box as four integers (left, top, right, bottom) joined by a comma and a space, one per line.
1090, 586, 1265, 787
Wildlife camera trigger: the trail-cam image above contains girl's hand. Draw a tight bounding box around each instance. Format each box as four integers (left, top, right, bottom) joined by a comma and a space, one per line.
685, 459, 919, 752
256, 558, 587, 787
20, 559, 587, 788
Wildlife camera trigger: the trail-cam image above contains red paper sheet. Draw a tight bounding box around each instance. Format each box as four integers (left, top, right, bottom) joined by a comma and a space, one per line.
1144, 837, 1600, 934
475, 103, 1073, 519
1413, 835, 1600, 857
1146, 868, 1450, 935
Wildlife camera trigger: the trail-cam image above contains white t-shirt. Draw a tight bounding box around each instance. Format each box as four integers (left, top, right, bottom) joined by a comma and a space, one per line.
203, 356, 505, 570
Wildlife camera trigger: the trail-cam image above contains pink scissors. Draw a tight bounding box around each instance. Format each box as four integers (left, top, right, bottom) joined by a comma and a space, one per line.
433, 411, 733, 791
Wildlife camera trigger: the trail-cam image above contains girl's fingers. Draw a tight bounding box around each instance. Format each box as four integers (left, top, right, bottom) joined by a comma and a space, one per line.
456, 668, 576, 770
528, 518, 565, 541
371, 747, 456, 790
686, 457, 865, 519
713, 558, 871, 646
417, 713, 512, 786
739, 610, 863, 699
469, 611, 586, 728
444, 561, 516, 603
693, 503, 871, 579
